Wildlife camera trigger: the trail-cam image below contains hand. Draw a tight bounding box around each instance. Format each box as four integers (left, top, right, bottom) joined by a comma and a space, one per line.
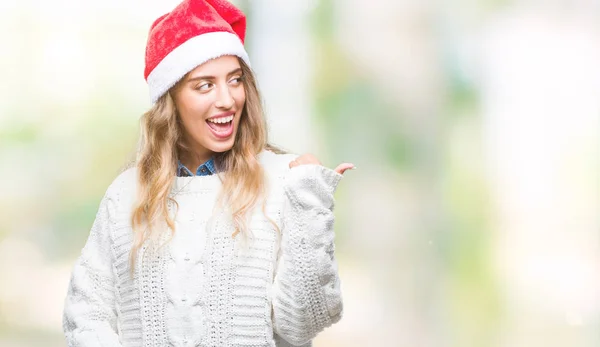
289, 153, 356, 175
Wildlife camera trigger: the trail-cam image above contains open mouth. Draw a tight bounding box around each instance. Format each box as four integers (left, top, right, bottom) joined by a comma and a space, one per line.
206, 114, 234, 138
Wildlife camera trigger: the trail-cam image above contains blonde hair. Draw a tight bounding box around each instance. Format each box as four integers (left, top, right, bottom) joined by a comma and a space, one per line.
130, 58, 284, 273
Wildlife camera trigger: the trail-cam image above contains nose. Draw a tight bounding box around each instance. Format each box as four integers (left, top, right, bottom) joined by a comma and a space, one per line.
214, 84, 235, 109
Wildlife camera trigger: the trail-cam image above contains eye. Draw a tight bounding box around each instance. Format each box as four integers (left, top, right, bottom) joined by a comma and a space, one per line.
196, 82, 213, 91
229, 75, 244, 85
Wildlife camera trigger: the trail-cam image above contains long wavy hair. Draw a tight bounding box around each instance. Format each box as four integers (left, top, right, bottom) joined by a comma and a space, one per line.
129, 58, 285, 272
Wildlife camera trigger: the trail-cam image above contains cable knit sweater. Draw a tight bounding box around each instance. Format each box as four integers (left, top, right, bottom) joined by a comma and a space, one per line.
62, 150, 344, 347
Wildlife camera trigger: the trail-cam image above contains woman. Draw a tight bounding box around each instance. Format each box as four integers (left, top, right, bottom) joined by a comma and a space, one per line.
62, 0, 354, 346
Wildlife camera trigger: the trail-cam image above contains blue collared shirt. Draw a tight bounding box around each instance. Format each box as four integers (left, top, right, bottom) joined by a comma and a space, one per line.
177, 158, 217, 177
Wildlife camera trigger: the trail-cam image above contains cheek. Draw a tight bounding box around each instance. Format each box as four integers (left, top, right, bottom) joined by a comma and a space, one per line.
234, 88, 246, 110
178, 94, 212, 124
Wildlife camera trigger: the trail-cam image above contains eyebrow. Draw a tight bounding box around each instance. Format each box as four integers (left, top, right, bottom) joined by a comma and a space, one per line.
186, 68, 243, 83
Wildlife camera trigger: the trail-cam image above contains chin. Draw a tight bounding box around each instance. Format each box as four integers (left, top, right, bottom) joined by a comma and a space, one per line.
207, 140, 236, 153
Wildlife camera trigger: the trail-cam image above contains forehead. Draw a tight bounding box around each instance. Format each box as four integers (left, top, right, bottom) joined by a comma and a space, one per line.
188, 55, 241, 77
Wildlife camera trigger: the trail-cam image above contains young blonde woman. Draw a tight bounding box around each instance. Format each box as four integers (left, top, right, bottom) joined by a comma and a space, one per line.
62, 1, 354, 346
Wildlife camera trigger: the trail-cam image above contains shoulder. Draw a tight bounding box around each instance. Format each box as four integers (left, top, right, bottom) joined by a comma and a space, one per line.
103, 166, 138, 209
258, 149, 299, 177
260, 150, 344, 197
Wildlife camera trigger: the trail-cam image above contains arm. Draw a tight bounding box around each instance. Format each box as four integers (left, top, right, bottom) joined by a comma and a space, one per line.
272, 164, 344, 346
63, 193, 123, 346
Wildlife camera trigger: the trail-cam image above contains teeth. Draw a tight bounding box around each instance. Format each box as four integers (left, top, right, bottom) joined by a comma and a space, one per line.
207, 115, 233, 124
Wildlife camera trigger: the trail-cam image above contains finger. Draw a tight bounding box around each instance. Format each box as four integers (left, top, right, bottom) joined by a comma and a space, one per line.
334, 163, 355, 175
288, 159, 298, 168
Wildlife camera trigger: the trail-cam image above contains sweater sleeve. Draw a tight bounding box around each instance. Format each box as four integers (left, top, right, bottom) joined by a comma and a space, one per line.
271, 164, 344, 346
62, 192, 123, 346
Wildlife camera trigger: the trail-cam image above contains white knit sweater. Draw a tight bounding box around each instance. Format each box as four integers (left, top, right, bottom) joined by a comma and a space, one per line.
62, 150, 344, 347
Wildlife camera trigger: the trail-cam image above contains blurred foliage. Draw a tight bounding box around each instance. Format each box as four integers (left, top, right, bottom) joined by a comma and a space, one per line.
310, 1, 502, 346
311, 0, 414, 171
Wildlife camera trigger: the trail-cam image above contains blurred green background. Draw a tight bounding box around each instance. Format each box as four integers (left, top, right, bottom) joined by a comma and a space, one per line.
1, 0, 598, 346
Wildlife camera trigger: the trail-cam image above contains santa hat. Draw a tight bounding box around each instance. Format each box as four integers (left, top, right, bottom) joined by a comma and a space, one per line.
144, 0, 251, 103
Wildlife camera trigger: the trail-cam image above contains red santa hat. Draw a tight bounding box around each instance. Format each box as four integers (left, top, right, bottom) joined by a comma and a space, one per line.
144, 0, 251, 103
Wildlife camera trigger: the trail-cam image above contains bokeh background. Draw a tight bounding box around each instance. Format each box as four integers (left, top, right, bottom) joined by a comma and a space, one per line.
1, 0, 599, 346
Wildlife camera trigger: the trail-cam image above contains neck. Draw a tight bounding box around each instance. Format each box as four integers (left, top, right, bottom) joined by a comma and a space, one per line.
179, 133, 215, 170
180, 150, 213, 172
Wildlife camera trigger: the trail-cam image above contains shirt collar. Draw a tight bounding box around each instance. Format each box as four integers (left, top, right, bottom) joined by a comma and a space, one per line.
177, 157, 217, 177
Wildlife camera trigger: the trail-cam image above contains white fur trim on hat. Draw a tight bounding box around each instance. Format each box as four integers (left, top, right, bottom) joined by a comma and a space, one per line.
147, 31, 251, 104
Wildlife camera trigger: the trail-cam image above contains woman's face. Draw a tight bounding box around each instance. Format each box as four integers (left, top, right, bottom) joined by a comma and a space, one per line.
171, 55, 246, 160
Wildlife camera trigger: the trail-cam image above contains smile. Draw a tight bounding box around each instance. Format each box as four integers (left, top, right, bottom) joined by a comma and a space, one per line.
207, 115, 234, 124
206, 112, 235, 139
